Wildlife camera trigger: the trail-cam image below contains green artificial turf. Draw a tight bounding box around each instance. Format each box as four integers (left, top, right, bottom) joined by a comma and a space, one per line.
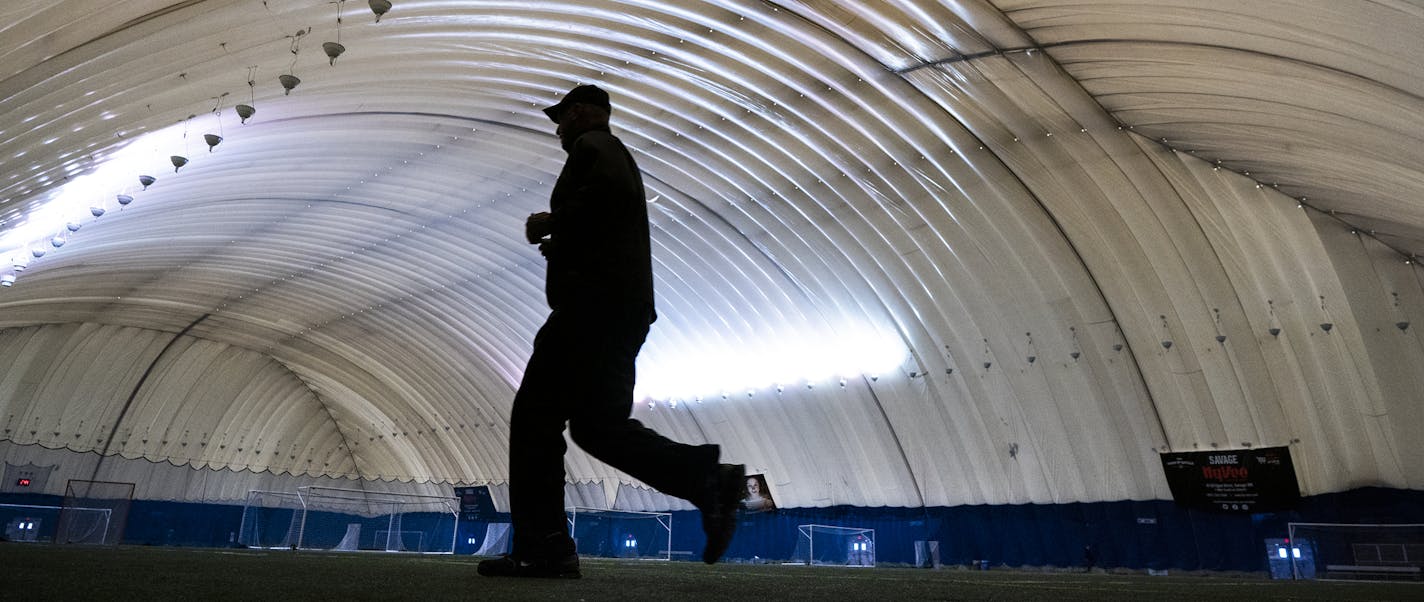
5, 543, 1420, 601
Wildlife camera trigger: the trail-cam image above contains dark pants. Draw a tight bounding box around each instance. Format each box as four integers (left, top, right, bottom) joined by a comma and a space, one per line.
508, 303, 717, 558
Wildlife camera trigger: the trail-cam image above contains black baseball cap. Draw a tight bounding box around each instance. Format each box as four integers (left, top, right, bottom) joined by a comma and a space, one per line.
542, 84, 611, 123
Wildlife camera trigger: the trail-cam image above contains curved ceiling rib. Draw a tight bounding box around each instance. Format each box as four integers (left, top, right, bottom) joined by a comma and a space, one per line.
1, 1, 1420, 505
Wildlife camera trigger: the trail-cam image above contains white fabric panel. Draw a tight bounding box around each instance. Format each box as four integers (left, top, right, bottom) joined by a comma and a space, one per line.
1002, 0, 1424, 255
897, 45, 1421, 495
0, 440, 454, 503
564, 481, 609, 510
0, 323, 359, 478
611, 482, 695, 512
1140, 144, 1423, 492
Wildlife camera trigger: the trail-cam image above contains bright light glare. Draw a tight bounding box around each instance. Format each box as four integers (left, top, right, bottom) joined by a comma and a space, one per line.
0, 124, 181, 261
635, 323, 904, 402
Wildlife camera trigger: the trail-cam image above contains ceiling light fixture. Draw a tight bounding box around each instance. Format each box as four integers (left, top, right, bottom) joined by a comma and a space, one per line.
1, 122, 185, 262
205, 93, 227, 151
237, 66, 257, 124
279, 73, 301, 95
323, 42, 345, 66
324, 1, 346, 65
170, 115, 192, 172
280, 28, 311, 95
370, 0, 391, 22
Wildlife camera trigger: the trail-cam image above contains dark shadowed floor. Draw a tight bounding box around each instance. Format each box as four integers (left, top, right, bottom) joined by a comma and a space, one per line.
4, 543, 1420, 601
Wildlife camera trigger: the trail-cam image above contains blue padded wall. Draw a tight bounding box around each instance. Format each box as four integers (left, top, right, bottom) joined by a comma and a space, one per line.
3, 487, 1419, 572
664, 487, 1423, 570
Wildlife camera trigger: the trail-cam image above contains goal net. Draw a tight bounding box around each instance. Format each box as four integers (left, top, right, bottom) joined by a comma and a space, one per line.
1, 503, 110, 543
1287, 523, 1424, 581
792, 525, 876, 567
56, 480, 133, 545
238, 486, 459, 553
565, 507, 672, 560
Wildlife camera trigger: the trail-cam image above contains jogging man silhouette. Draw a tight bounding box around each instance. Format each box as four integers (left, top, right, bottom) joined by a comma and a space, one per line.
478, 84, 744, 579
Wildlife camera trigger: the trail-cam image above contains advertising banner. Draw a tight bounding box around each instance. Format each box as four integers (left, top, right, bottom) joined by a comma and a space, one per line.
454, 485, 496, 521
1159, 446, 1300, 513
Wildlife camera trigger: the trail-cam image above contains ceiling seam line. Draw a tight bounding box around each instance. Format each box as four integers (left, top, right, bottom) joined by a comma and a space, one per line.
893, 48, 1037, 74
860, 374, 927, 510
88, 312, 210, 483
267, 358, 370, 485
1031, 38, 1424, 106
0, 0, 208, 103
762, 0, 1005, 78
105, 0, 211, 43
897, 38, 1424, 106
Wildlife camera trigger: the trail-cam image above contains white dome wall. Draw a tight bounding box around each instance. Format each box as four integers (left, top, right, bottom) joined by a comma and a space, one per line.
1, 1, 1420, 507
0, 323, 358, 476
896, 49, 1422, 495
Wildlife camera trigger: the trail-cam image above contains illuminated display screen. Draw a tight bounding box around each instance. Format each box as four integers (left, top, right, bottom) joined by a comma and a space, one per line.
16, 478, 30, 487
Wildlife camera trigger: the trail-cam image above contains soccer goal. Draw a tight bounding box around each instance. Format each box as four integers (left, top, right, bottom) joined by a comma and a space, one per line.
1287, 522, 1424, 581
1, 503, 111, 544
792, 525, 876, 567
55, 480, 133, 545
238, 486, 459, 553
565, 507, 672, 560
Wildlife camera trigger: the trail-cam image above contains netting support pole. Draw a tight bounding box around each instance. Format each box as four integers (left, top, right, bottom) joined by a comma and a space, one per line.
1288, 523, 1299, 580
450, 501, 460, 555
388, 502, 398, 551
238, 495, 252, 548
662, 514, 672, 562
297, 489, 309, 549
797, 525, 813, 565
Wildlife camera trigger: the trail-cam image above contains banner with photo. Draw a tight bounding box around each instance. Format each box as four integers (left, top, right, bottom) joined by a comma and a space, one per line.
1159, 446, 1300, 513
741, 473, 777, 513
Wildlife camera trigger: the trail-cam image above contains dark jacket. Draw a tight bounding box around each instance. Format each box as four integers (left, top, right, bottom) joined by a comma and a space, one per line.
543, 127, 656, 320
